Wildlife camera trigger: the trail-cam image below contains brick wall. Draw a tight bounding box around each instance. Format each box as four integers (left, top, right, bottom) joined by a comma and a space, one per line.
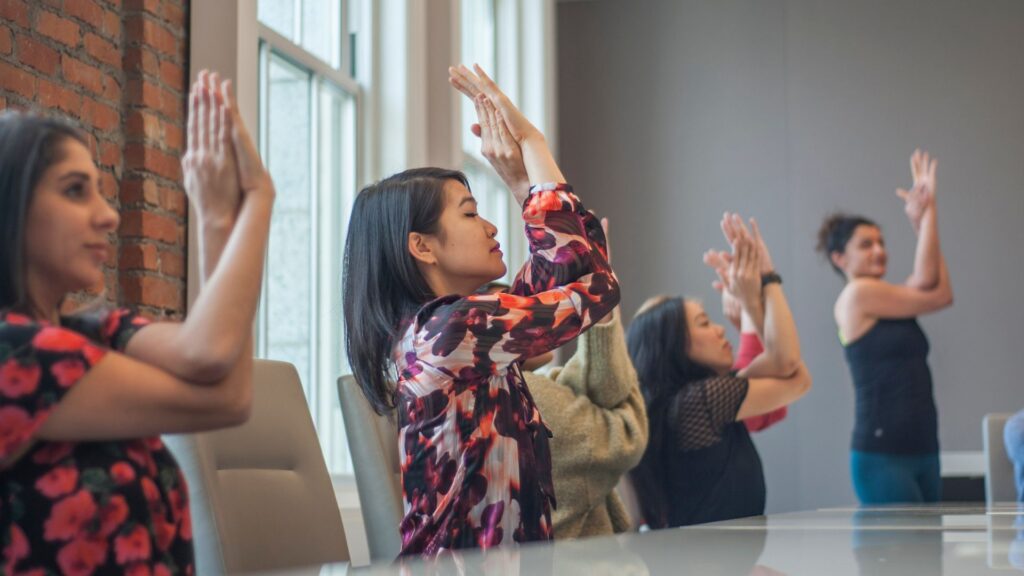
0, 0, 189, 319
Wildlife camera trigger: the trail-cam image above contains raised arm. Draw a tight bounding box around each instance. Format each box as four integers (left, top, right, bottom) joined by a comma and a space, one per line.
30, 71, 275, 442
900, 149, 942, 290
124, 74, 274, 383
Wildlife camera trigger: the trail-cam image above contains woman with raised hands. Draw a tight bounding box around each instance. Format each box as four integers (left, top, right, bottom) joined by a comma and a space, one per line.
0, 70, 274, 574
627, 214, 810, 528
818, 149, 953, 504
342, 64, 619, 556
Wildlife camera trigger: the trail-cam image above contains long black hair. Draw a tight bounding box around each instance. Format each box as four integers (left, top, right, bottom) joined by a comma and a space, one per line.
342, 167, 470, 415
626, 295, 715, 528
0, 110, 88, 311
816, 213, 878, 277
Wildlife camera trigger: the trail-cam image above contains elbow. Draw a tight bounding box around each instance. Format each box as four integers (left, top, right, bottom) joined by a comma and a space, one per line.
777, 356, 802, 379
218, 386, 254, 427
796, 366, 813, 397
181, 343, 242, 384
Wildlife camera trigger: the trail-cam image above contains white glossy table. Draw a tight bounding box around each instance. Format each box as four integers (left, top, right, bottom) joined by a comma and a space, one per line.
256, 503, 1024, 575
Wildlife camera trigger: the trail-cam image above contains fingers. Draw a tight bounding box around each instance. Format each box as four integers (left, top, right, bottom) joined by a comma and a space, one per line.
494, 108, 517, 150
187, 77, 200, 153
750, 217, 764, 249
721, 212, 736, 243
218, 78, 232, 151
209, 72, 222, 154
448, 65, 481, 99
475, 95, 494, 155
896, 187, 910, 201
200, 70, 212, 152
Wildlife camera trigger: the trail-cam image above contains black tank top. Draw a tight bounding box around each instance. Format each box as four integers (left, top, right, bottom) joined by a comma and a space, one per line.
843, 318, 938, 454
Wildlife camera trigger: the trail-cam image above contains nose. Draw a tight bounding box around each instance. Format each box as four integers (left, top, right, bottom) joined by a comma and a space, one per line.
483, 216, 498, 239
94, 192, 120, 233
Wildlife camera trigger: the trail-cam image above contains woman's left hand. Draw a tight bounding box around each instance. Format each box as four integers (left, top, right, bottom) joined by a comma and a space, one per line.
182, 70, 240, 227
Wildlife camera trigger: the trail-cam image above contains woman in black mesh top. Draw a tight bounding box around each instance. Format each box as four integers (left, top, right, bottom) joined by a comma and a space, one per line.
627, 213, 811, 528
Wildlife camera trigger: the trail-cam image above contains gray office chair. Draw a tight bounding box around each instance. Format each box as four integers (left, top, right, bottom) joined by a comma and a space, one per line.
166, 360, 349, 574
337, 374, 404, 561
983, 412, 1017, 505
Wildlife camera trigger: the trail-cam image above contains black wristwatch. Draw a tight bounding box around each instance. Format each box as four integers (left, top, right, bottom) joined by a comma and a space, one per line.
761, 271, 783, 287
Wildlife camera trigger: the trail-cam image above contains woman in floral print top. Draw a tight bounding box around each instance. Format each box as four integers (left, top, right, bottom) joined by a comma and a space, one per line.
0, 70, 275, 575
343, 65, 620, 557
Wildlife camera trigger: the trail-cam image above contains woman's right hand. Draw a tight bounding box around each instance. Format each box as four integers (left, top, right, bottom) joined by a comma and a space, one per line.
223, 79, 275, 202
472, 94, 530, 202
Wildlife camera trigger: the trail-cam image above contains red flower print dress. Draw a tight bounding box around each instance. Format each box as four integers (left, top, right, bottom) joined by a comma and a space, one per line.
394, 183, 620, 556
0, 309, 194, 576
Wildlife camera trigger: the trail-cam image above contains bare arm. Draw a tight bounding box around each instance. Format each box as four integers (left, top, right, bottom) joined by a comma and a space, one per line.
739, 283, 801, 379
125, 75, 274, 383
736, 363, 812, 421
902, 150, 941, 289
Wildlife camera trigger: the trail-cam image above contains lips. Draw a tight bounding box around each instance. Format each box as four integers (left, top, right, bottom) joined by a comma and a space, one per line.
491, 243, 502, 254
85, 243, 108, 261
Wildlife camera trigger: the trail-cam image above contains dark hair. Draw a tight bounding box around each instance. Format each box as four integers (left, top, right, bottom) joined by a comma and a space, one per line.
0, 111, 88, 311
342, 167, 470, 415
626, 295, 715, 528
816, 213, 878, 277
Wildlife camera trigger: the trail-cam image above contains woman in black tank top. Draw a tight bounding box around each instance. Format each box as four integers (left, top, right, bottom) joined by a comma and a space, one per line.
817, 149, 954, 504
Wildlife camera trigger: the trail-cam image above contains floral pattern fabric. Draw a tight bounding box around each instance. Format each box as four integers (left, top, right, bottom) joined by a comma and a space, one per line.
0, 309, 194, 576
393, 184, 620, 556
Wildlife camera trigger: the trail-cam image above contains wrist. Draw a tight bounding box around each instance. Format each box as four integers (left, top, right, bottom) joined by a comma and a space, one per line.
200, 210, 235, 233
761, 271, 783, 287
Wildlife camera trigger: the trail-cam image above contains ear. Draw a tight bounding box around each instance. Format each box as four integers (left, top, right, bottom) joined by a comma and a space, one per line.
408, 231, 437, 266
829, 250, 846, 270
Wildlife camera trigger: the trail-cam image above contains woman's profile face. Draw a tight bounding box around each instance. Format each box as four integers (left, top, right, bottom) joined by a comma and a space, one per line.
683, 299, 734, 374
24, 138, 118, 301
427, 180, 507, 291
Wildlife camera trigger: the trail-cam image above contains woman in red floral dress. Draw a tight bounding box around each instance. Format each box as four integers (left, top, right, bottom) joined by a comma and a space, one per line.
0, 70, 274, 575
343, 66, 620, 557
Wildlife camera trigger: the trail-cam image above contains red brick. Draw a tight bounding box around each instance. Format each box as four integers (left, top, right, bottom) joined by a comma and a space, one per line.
125, 77, 162, 108
82, 98, 120, 132
159, 247, 184, 277
124, 0, 160, 16
0, 27, 12, 56
0, 62, 35, 98
158, 59, 183, 92
62, 54, 104, 95
37, 11, 81, 48
98, 139, 121, 168
105, 0, 123, 10
66, 1, 106, 28
121, 177, 160, 205
0, 96, 6, 109
120, 274, 182, 310
123, 46, 160, 76
125, 109, 161, 141
84, 33, 119, 68
101, 75, 121, 102
158, 185, 185, 216
119, 209, 179, 242
124, 143, 180, 181
125, 17, 176, 57
0, 1, 30, 28
101, 9, 121, 40
17, 36, 60, 75
36, 77, 81, 114
163, 120, 182, 151
121, 242, 159, 271
157, 86, 182, 120
99, 170, 119, 200
162, 2, 185, 30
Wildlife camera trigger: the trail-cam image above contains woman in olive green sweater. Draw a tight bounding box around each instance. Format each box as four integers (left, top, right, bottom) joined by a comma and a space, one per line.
524, 305, 648, 538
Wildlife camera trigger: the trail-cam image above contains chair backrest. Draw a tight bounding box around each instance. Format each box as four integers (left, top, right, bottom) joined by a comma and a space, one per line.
336, 374, 403, 561
984, 412, 1016, 505
165, 360, 349, 574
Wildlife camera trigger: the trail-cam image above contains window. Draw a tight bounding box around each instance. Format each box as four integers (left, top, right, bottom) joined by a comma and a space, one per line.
256, 0, 362, 475
458, 0, 552, 278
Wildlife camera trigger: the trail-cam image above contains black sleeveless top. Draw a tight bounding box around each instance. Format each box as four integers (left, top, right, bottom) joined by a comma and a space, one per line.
663, 375, 766, 526
843, 318, 939, 454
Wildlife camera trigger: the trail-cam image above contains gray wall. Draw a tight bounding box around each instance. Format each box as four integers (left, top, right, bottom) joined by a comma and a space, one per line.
557, 0, 1024, 511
